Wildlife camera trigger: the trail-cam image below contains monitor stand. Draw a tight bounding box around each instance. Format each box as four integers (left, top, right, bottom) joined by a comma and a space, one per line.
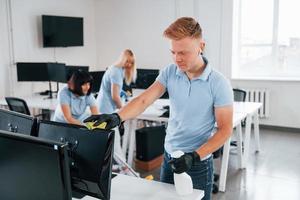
39, 90, 51, 96
42, 81, 55, 99
43, 81, 60, 99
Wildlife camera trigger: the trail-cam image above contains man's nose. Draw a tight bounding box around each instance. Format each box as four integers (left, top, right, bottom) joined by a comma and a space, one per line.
175, 54, 182, 62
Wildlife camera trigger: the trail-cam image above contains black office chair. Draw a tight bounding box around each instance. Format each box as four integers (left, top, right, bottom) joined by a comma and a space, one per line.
232, 88, 247, 139
5, 97, 31, 115
233, 88, 247, 102
212, 88, 247, 194
5, 97, 49, 119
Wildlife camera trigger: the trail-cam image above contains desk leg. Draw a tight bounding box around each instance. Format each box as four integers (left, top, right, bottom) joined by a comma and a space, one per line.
253, 111, 260, 152
236, 123, 243, 168
219, 135, 231, 192
122, 120, 133, 157
113, 127, 126, 160
127, 119, 137, 167
242, 114, 252, 168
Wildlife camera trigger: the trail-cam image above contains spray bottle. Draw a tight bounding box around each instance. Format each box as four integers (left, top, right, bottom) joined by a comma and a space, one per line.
171, 150, 193, 195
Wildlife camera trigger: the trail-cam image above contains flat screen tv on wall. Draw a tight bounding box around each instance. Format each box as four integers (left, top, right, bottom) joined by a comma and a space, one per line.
42, 15, 83, 47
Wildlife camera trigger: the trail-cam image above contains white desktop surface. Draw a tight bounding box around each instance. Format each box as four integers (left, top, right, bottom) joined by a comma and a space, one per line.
122, 98, 262, 193
0, 94, 58, 110
0, 92, 261, 193
74, 174, 204, 200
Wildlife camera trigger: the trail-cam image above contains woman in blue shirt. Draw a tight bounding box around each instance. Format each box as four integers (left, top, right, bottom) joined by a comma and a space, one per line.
53, 70, 99, 125
97, 49, 136, 113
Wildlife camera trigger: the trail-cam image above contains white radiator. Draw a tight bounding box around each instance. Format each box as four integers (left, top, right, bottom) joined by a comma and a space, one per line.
244, 88, 270, 118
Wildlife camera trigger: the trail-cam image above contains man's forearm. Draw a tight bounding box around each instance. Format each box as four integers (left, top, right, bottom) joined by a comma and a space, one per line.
196, 126, 232, 159
118, 95, 150, 121
118, 81, 166, 122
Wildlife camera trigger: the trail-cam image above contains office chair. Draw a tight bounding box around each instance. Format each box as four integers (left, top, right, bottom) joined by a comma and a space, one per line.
5, 97, 49, 119
232, 88, 247, 140
5, 97, 31, 115
212, 88, 247, 194
233, 88, 247, 102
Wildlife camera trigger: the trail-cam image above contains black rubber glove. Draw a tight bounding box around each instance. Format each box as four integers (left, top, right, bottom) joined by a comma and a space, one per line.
168, 152, 200, 174
83, 113, 121, 130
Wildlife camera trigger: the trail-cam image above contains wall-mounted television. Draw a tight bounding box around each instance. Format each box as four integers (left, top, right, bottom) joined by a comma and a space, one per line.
42, 15, 83, 47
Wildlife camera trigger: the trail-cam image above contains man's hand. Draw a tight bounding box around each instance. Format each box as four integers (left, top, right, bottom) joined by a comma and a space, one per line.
168, 152, 200, 174
83, 113, 121, 130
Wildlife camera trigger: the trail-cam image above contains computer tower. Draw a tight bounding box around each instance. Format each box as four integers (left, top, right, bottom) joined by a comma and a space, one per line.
135, 125, 166, 161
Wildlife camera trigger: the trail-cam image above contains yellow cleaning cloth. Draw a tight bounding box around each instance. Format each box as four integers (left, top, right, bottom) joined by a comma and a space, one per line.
145, 175, 154, 180
85, 122, 107, 130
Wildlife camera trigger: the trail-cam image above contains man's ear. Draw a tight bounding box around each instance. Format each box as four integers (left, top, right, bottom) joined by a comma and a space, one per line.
200, 40, 206, 54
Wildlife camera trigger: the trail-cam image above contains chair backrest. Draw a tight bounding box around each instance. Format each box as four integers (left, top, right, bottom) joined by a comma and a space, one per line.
233, 88, 246, 102
5, 97, 31, 116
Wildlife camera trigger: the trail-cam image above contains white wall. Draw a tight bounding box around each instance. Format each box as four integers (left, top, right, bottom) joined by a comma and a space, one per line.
95, 0, 174, 70
0, 0, 11, 98
94, 0, 223, 73
195, 0, 223, 72
0, 0, 98, 97
1, 0, 299, 128
232, 80, 300, 128
95, 0, 300, 129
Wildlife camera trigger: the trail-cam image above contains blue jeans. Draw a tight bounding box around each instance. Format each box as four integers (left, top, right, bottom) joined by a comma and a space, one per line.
160, 151, 213, 200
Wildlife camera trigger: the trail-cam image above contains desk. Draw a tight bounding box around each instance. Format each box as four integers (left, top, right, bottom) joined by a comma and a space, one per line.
0, 94, 57, 110
122, 100, 262, 192
74, 174, 204, 200
234, 102, 262, 168
0, 95, 262, 192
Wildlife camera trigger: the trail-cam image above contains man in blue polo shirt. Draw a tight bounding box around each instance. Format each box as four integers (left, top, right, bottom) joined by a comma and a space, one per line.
84, 17, 233, 200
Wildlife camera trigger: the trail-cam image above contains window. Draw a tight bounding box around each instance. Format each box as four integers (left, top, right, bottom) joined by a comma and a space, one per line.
232, 0, 300, 80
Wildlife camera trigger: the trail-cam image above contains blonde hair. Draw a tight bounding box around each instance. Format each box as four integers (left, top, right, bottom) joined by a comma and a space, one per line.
163, 17, 202, 40
123, 49, 136, 85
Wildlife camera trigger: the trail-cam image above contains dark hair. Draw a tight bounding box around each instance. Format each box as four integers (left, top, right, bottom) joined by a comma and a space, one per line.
69, 70, 93, 96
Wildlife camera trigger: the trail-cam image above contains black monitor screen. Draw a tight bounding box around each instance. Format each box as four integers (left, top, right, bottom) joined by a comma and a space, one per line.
0, 131, 72, 200
134, 69, 159, 89
66, 65, 89, 81
37, 120, 114, 200
42, 15, 83, 47
0, 108, 36, 136
17, 62, 67, 83
17, 62, 49, 82
90, 71, 105, 93
47, 63, 67, 83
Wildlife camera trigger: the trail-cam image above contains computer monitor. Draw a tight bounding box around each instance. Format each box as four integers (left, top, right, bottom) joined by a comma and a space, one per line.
37, 120, 114, 200
0, 108, 37, 136
16, 62, 67, 83
0, 130, 72, 200
47, 62, 68, 83
66, 65, 89, 81
90, 71, 105, 93
134, 68, 160, 89
16, 62, 67, 98
17, 62, 49, 82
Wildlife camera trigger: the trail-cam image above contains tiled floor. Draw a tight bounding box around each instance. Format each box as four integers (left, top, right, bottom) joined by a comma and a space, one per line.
135, 128, 300, 200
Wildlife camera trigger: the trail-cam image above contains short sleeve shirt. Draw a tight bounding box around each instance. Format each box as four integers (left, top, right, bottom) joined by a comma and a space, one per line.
96, 66, 124, 114
156, 57, 233, 154
53, 86, 97, 123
